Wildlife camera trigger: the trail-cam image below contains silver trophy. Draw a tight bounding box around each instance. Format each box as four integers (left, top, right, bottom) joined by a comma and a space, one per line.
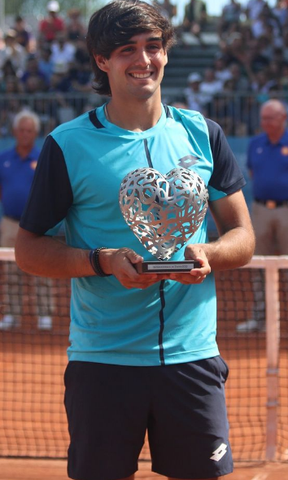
119, 166, 209, 273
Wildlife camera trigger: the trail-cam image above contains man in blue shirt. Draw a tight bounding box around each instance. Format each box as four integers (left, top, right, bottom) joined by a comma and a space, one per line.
15, 2, 255, 479
237, 99, 288, 332
0, 110, 52, 330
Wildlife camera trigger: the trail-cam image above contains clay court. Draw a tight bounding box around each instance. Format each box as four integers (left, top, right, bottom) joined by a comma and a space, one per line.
1, 261, 288, 479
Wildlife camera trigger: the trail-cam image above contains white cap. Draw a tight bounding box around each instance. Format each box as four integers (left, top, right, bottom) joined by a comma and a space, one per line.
188, 72, 202, 83
47, 1, 60, 12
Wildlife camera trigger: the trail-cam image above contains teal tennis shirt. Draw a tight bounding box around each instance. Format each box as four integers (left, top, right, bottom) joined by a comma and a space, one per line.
20, 104, 245, 366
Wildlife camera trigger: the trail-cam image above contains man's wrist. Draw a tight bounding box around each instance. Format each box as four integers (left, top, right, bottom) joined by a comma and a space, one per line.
89, 248, 112, 277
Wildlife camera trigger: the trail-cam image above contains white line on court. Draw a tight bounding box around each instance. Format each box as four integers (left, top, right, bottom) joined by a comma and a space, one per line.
251, 474, 268, 480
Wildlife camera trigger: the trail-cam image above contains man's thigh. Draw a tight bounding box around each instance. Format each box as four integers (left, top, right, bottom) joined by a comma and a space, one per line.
64, 361, 150, 480
148, 358, 233, 479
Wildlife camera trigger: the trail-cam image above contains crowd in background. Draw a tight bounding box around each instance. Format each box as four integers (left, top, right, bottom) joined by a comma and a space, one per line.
0, 0, 288, 136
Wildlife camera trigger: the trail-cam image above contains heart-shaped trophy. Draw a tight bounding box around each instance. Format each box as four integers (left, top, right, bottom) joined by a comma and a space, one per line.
119, 167, 209, 273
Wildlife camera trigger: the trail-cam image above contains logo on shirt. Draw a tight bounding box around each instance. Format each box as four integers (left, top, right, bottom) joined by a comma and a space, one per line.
30, 160, 38, 170
178, 155, 199, 168
256, 147, 263, 154
281, 146, 288, 156
4, 161, 11, 168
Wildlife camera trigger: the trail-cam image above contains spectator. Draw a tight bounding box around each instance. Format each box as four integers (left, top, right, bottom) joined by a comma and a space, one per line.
273, 0, 288, 29
0, 110, 53, 330
237, 99, 288, 332
12, 15, 35, 53
183, 72, 207, 113
66, 8, 86, 43
198, 67, 223, 114
182, 0, 207, 46
218, 0, 242, 40
228, 62, 250, 91
153, 0, 177, 21
21, 54, 48, 92
245, 0, 265, 22
38, 0, 65, 46
50, 32, 76, 74
213, 55, 233, 84
0, 29, 27, 76
37, 44, 54, 84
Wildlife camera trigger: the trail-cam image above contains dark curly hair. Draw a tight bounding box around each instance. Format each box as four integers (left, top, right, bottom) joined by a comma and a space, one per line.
86, 0, 175, 96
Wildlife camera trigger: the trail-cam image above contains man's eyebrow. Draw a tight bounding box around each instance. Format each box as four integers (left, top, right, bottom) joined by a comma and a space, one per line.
120, 36, 163, 46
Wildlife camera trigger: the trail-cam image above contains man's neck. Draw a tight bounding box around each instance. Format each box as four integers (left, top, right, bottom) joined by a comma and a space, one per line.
106, 96, 162, 132
16, 145, 33, 159
268, 130, 285, 144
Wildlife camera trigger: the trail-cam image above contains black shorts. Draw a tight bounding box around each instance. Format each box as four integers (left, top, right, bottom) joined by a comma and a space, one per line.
64, 357, 233, 480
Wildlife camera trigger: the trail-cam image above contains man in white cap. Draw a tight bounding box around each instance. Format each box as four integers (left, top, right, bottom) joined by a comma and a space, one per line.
38, 1, 65, 45
183, 72, 207, 113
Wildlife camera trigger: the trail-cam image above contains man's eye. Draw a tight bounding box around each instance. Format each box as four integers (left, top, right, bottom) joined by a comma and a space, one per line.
121, 46, 133, 53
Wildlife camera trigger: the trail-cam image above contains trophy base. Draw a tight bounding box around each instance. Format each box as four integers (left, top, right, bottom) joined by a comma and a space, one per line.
136, 260, 201, 274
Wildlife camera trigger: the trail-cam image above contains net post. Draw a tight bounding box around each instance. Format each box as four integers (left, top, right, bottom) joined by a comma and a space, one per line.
265, 258, 280, 461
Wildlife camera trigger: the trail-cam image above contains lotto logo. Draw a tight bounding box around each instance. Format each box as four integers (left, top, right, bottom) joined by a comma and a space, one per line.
210, 443, 228, 462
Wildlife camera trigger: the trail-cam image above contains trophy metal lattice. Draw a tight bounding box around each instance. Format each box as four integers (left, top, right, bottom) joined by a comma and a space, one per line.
119, 167, 209, 260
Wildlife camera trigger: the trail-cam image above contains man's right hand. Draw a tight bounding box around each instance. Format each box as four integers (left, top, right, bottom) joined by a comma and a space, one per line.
99, 248, 168, 289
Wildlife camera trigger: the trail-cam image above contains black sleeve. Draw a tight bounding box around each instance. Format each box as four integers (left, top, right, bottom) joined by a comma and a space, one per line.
20, 135, 73, 234
205, 118, 246, 195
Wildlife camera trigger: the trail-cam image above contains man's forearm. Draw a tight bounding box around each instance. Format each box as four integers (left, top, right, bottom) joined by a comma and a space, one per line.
202, 226, 255, 271
15, 229, 93, 278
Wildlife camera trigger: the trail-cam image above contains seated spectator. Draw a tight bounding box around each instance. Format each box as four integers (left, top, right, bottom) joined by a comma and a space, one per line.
219, 32, 247, 66
0, 73, 24, 137
218, 0, 242, 40
228, 62, 250, 91
50, 32, 76, 75
213, 54, 233, 83
183, 72, 208, 113
21, 54, 48, 91
251, 3, 282, 44
245, 0, 265, 22
12, 15, 35, 53
37, 44, 54, 84
0, 67, 24, 95
38, 0, 65, 46
24, 75, 47, 95
199, 68, 223, 113
273, 0, 288, 29
153, 0, 177, 22
182, 0, 207, 46
0, 29, 27, 77
66, 8, 86, 43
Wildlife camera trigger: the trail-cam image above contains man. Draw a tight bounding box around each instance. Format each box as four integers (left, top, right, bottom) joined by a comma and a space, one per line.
0, 110, 52, 330
15, 2, 255, 480
237, 99, 288, 332
182, 0, 207, 46
38, 1, 65, 46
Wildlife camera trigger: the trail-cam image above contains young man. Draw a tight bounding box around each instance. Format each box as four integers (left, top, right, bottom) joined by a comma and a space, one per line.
15, 2, 255, 479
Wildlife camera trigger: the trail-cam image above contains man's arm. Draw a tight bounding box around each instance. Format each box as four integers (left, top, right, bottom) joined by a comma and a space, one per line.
186, 190, 255, 271
15, 228, 168, 289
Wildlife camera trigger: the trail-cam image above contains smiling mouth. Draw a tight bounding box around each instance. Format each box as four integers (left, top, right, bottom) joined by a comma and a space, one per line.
130, 72, 153, 79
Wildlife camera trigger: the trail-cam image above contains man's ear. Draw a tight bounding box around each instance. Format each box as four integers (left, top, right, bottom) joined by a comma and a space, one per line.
94, 54, 109, 72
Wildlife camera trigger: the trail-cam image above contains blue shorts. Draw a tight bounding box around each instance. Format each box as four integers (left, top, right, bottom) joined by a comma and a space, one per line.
64, 357, 233, 480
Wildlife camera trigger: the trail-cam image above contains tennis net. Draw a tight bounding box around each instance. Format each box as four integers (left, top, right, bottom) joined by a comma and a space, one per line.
0, 249, 288, 462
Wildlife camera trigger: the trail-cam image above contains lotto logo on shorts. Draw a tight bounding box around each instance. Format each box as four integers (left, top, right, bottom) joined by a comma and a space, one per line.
210, 443, 228, 462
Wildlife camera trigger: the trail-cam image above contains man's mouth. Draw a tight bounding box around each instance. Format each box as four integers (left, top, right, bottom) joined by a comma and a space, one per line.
129, 72, 153, 79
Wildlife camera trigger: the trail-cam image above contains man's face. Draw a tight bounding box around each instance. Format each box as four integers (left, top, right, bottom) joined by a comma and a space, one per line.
260, 106, 286, 136
95, 31, 168, 101
14, 118, 38, 149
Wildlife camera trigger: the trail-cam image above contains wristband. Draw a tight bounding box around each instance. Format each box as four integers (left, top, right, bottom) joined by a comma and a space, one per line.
89, 247, 111, 277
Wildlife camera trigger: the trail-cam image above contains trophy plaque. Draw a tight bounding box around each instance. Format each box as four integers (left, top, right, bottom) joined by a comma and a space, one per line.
119, 166, 208, 273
